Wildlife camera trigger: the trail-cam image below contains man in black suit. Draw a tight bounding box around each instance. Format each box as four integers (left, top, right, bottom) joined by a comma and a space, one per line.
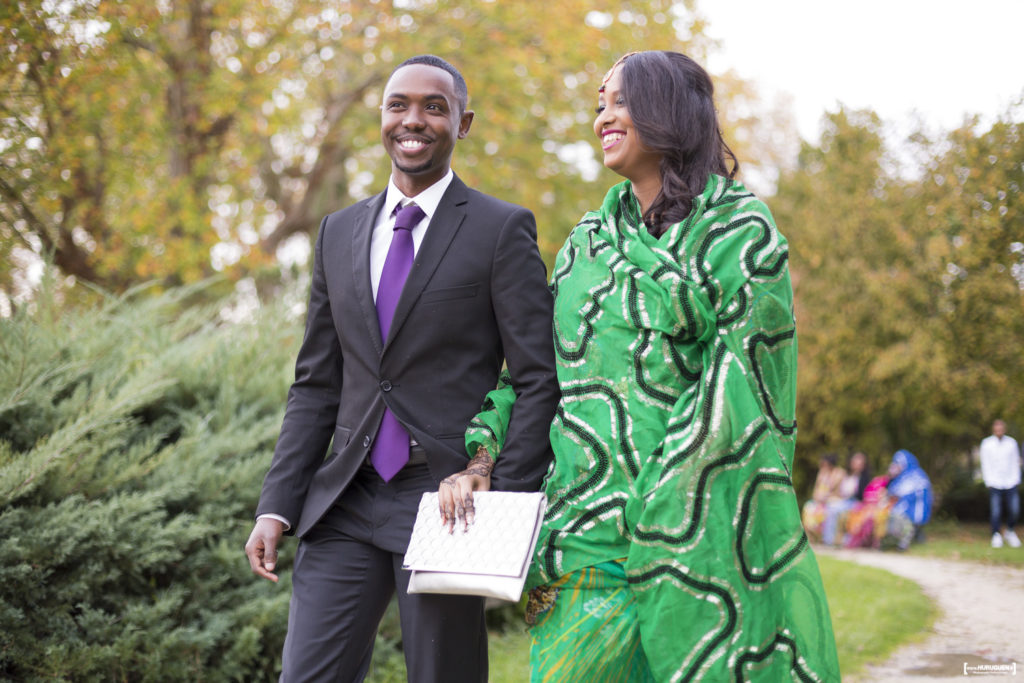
244, 55, 558, 682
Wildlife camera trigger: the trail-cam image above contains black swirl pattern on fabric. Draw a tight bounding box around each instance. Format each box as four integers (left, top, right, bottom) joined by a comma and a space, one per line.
735, 471, 807, 584
732, 632, 818, 683
627, 564, 737, 681
635, 423, 769, 545
747, 330, 798, 436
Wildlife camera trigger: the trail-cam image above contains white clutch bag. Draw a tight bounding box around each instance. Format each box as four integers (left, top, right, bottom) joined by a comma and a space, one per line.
403, 491, 546, 602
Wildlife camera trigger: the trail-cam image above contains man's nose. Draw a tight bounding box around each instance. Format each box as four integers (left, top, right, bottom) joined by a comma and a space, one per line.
402, 106, 426, 129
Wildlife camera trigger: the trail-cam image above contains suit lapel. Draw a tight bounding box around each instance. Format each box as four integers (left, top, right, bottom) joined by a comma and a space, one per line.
384, 176, 470, 350
352, 191, 387, 355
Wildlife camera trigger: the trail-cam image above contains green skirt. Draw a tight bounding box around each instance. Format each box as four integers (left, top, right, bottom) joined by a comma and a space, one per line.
528, 560, 656, 683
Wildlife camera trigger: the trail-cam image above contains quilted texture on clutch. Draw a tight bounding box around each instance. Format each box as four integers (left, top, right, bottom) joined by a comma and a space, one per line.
403, 491, 546, 577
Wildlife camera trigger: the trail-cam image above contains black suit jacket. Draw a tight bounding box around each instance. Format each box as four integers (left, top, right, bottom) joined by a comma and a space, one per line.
256, 175, 558, 538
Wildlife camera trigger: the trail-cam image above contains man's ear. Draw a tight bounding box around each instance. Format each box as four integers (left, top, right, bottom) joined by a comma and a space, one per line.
458, 110, 474, 139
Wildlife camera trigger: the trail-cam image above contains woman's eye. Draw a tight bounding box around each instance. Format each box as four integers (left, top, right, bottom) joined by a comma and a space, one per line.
595, 105, 606, 114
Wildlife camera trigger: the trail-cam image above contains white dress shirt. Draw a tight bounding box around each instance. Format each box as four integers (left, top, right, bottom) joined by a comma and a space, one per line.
370, 170, 454, 299
980, 434, 1022, 489
260, 171, 454, 531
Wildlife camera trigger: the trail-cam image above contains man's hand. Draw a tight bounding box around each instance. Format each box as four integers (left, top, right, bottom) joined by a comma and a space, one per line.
245, 517, 285, 582
438, 446, 494, 532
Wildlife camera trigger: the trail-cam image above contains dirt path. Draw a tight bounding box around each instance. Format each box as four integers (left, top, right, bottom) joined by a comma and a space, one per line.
817, 548, 1024, 681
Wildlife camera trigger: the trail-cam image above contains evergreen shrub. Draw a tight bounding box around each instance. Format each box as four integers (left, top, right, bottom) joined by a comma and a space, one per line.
0, 283, 301, 681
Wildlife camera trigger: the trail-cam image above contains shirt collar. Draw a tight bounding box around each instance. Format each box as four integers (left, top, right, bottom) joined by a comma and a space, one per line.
384, 169, 454, 221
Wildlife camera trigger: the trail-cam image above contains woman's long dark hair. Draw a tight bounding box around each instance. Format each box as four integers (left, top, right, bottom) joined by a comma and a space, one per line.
619, 51, 739, 235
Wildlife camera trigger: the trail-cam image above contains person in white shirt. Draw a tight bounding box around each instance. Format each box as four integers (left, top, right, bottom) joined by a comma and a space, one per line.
243, 55, 558, 681
980, 419, 1022, 548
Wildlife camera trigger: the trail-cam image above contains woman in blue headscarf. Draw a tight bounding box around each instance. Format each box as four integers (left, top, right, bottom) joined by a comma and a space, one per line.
885, 449, 933, 550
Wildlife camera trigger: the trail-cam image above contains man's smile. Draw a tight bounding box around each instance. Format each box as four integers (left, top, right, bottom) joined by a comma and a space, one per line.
397, 137, 432, 153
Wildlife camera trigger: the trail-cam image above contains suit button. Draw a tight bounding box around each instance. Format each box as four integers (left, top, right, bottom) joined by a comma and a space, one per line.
362, 436, 371, 448
380, 380, 392, 392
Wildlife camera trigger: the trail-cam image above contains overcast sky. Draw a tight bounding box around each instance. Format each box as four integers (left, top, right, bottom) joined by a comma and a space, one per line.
700, 0, 1024, 143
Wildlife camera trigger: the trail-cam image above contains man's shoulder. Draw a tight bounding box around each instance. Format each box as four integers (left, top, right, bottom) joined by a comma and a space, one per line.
461, 184, 532, 218
324, 194, 380, 223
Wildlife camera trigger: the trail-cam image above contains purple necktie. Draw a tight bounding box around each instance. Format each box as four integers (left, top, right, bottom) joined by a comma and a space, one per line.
370, 202, 426, 481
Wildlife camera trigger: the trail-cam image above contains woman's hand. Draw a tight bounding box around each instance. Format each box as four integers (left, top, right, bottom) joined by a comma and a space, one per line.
438, 445, 494, 532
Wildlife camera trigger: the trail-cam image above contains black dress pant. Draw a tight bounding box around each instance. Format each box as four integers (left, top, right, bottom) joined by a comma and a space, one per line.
280, 462, 487, 683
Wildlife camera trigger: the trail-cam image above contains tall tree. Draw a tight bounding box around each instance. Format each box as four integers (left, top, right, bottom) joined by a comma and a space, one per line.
907, 111, 1024, 447
774, 105, 1024, 489
2, 0, 780, 301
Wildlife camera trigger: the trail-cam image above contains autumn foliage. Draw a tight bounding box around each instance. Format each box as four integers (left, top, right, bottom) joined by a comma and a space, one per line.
774, 107, 1024, 492
1, 0, 737, 298
2, 3, 1023, 678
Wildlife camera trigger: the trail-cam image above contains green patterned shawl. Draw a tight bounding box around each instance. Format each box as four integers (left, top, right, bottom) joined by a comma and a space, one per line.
469, 176, 839, 681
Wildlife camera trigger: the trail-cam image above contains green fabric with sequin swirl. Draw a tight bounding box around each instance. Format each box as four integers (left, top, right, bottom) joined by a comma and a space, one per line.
468, 175, 839, 681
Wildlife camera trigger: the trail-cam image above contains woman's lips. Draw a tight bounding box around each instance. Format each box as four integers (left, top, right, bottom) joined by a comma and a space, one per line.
601, 130, 626, 150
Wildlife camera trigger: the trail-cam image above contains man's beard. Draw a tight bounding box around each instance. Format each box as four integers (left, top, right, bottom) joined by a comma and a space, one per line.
394, 157, 434, 175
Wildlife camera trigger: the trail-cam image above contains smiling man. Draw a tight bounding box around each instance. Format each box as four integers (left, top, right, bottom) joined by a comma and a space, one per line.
244, 55, 558, 682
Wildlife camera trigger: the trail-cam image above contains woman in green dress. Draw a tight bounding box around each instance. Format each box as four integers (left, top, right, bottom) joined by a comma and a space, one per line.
443, 50, 840, 682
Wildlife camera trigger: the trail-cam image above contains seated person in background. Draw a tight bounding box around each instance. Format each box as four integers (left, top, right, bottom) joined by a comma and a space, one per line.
844, 474, 892, 548
802, 453, 846, 541
883, 449, 933, 551
821, 451, 871, 546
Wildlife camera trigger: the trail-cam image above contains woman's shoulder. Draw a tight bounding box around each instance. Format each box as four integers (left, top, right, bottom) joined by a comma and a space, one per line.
702, 175, 775, 226
676, 176, 787, 266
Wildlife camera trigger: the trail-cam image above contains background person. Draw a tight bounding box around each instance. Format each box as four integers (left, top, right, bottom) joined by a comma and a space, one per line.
843, 473, 893, 549
884, 449, 933, 551
980, 419, 1022, 548
822, 451, 871, 546
802, 452, 846, 542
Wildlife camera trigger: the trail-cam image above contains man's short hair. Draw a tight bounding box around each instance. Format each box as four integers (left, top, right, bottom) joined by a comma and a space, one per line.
393, 55, 469, 114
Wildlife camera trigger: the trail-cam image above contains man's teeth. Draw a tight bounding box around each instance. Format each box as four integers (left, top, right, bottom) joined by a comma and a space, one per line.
400, 140, 425, 149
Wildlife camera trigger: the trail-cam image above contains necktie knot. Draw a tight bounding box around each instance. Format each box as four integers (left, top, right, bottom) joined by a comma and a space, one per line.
394, 202, 425, 232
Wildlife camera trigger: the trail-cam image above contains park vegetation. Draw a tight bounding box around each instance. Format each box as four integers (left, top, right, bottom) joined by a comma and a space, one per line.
2, 0, 779, 295
2, 0, 1022, 679
0, 282, 297, 679
775, 107, 1024, 494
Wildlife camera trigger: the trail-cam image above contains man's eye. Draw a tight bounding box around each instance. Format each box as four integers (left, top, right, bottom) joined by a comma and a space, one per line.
386, 102, 405, 110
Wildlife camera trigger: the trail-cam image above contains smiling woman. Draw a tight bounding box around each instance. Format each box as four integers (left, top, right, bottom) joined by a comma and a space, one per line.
593, 64, 664, 208
466, 50, 841, 682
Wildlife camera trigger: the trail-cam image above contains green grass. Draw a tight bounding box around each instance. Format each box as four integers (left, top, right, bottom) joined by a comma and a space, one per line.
817, 554, 936, 678
906, 519, 1024, 566
488, 626, 532, 681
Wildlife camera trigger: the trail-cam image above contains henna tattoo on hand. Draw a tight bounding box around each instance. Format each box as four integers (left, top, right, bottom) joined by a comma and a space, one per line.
441, 448, 494, 488
438, 447, 494, 530
465, 448, 494, 477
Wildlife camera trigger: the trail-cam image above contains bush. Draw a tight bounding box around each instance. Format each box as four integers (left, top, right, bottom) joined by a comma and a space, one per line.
0, 282, 302, 681
936, 469, 990, 522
